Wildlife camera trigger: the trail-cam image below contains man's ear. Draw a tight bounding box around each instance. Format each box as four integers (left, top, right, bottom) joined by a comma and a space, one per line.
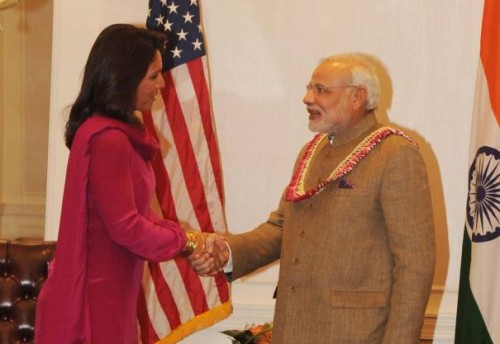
351, 87, 368, 110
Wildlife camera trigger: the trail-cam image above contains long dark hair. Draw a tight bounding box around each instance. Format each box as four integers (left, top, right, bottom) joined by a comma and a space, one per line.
65, 24, 165, 148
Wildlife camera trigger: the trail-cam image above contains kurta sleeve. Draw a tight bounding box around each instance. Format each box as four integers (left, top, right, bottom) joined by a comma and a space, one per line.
380, 140, 436, 343
88, 128, 186, 262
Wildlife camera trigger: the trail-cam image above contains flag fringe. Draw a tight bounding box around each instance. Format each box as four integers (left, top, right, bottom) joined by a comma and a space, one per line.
156, 301, 233, 344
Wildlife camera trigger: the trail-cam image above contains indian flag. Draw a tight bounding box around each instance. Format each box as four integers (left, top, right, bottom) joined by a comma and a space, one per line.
455, 0, 500, 343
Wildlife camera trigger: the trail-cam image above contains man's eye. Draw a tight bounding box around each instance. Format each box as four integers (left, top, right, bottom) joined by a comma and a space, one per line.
306, 83, 328, 94
315, 86, 326, 93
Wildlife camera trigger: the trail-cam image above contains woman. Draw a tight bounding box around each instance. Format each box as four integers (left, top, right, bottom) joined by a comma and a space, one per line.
35, 24, 209, 343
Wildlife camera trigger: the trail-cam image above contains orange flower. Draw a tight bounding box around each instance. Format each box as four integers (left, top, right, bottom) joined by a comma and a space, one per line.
249, 323, 272, 344
222, 322, 273, 344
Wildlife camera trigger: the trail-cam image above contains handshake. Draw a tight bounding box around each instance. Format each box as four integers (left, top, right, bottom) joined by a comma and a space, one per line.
182, 232, 230, 277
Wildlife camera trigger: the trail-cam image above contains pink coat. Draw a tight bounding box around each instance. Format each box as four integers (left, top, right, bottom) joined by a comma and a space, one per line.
35, 116, 186, 344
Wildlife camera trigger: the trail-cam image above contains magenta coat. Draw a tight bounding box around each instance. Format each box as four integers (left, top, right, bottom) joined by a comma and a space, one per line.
35, 116, 187, 344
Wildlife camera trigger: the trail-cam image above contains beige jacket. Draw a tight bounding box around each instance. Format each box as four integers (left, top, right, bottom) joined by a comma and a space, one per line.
227, 114, 436, 344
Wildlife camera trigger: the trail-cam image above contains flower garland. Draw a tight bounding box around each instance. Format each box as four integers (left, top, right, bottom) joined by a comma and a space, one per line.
285, 127, 416, 202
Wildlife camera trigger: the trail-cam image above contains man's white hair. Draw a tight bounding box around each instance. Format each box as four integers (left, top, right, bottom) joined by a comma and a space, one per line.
320, 53, 381, 110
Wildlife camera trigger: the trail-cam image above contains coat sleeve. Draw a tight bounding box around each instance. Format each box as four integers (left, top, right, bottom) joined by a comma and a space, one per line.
88, 129, 187, 262
225, 143, 308, 281
380, 140, 436, 343
225, 190, 286, 280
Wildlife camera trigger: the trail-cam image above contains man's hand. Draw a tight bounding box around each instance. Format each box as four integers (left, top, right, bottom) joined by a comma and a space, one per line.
187, 233, 229, 276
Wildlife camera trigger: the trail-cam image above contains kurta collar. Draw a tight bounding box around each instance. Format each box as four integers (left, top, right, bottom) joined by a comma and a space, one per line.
82, 115, 160, 161
328, 112, 377, 146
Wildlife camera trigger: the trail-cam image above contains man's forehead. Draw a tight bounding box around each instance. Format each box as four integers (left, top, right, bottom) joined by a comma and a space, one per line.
312, 62, 351, 81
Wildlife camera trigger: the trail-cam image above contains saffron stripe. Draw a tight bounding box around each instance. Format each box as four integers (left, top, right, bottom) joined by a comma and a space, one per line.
480, 0, 500, 125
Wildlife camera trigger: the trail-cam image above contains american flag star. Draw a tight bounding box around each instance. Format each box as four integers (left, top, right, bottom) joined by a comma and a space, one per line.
147, 0, 206, 70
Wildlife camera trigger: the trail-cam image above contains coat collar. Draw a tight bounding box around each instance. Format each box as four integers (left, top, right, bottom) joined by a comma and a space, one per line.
328, 112, 378, 146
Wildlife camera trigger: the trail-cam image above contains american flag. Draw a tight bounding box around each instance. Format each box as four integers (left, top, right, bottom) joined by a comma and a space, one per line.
138, 0, 231, 342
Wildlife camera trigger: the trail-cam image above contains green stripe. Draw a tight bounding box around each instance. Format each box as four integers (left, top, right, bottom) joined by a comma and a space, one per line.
455, 228, 494, 344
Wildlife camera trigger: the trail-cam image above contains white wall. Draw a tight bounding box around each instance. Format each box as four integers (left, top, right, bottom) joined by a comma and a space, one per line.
46, 1, 485, 342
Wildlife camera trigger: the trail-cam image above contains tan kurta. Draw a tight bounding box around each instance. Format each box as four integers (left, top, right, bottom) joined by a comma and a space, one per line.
227, 114, 436, 344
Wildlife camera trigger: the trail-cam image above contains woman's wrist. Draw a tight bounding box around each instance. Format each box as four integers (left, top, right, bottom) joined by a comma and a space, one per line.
181, 231, 205, 257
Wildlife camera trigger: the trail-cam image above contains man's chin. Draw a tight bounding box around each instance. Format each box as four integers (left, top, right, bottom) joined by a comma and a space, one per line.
308, 122, 329, 134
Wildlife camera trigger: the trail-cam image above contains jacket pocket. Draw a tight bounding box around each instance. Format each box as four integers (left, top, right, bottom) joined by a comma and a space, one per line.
330, 290, 387, 308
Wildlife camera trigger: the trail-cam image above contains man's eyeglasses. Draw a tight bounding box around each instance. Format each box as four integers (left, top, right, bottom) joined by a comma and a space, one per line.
305, 83, 357, 95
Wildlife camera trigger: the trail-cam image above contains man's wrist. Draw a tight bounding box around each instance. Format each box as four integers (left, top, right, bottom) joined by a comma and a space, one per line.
223, 241, 233, 273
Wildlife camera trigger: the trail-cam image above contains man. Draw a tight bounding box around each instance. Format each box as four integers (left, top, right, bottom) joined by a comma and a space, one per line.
192, 53, 436, 343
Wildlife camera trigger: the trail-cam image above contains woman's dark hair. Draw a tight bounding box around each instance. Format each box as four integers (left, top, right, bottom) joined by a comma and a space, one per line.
65, 24, 165, 148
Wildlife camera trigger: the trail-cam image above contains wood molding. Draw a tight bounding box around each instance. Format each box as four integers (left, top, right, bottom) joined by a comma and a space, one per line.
0, 202, 45, 216
0, 202, 45, 239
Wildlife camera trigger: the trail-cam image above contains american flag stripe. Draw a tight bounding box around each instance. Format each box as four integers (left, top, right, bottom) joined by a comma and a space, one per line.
142, 104, 210, 333
148, 75, 209, 232
160, 66, 231, 299
139, 1, 231, 341
174, 261, 210, 314
169, 61, 225, 230
143, 263, 175, 337
160, 72, 209, 230
145, 66, 229, 308
151, 262, 184, 327
138, 284, 161, 343
186, 59, 225, 203
142, 114, 179, 222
